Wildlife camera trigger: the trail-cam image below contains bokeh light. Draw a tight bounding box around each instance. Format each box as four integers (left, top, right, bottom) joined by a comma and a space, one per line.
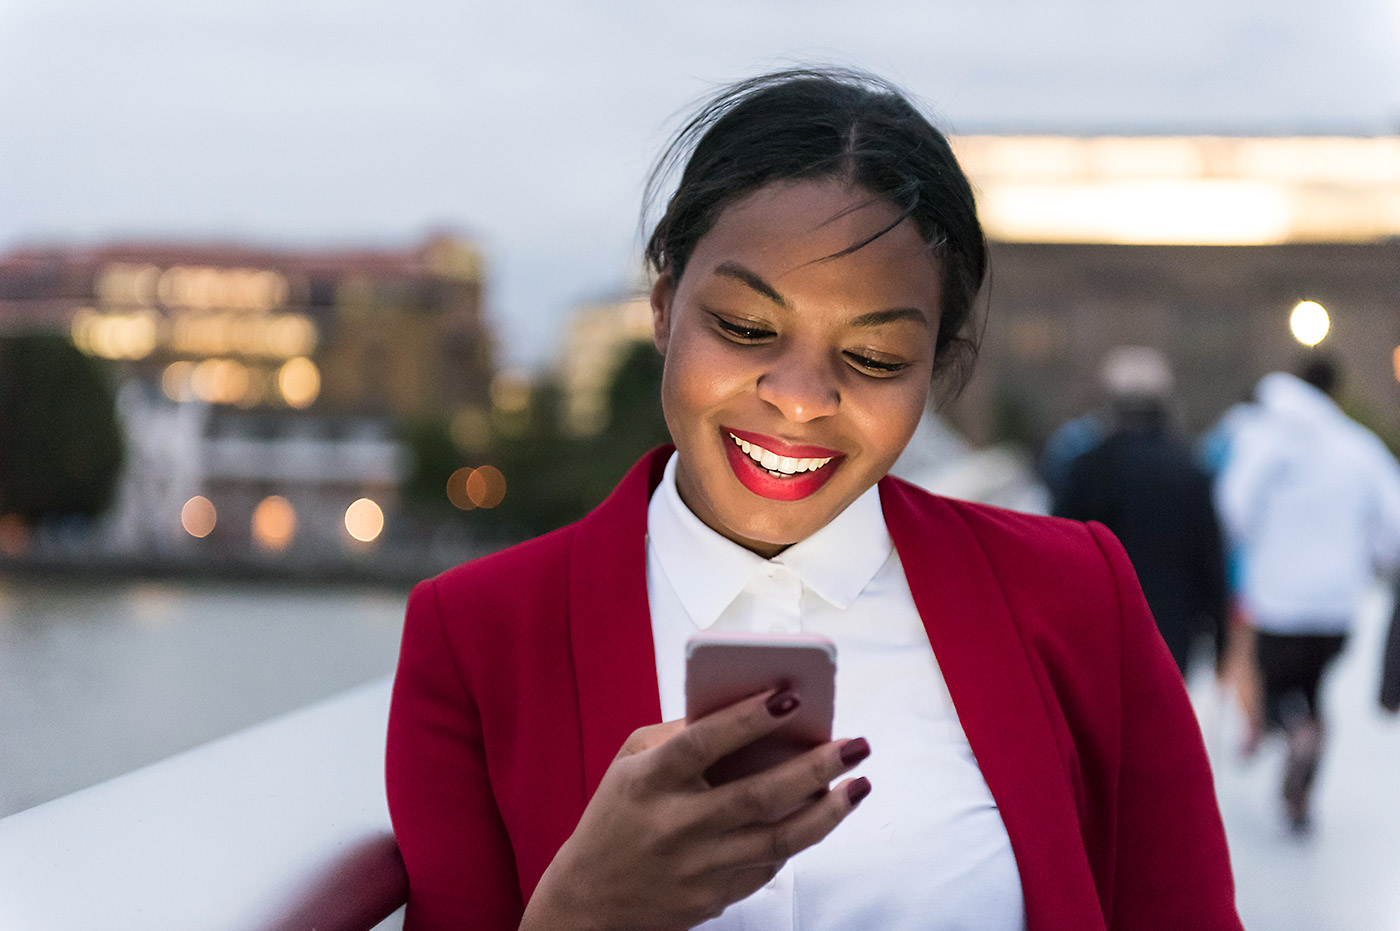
279, 357, 320, 408
465, 465, 507, 508
180, 496, 217, 538
252, 495, 296, 551
446, 467, 476, 510
344, 497, 385, 543
191, 358, 251, 404
162, 361, 195, 401
1289, 300, 1330, 346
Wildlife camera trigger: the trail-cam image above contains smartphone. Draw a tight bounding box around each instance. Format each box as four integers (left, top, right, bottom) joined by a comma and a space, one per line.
685, 630, 837, 786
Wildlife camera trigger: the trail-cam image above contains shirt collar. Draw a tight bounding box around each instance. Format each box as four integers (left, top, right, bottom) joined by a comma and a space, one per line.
647, 451, 893, 629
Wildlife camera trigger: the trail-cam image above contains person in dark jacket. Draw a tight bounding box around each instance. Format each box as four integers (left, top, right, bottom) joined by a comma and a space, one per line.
1054, 346, 1229, 675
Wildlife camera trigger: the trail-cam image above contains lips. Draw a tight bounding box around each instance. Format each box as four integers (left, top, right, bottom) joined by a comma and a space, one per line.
722, 427, 844, 501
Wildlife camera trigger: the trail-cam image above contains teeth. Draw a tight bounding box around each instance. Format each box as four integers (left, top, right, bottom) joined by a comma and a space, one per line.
730, 433, 834, 476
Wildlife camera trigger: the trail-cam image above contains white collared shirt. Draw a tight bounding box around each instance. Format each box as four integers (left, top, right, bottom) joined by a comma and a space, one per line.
646, 453, 1025, 931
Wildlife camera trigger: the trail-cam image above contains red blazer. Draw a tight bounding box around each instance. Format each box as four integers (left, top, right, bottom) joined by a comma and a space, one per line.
386, 448, 1241, 930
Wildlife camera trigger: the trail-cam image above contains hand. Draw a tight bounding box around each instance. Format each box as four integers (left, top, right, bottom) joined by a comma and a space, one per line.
520, 688, 871, 931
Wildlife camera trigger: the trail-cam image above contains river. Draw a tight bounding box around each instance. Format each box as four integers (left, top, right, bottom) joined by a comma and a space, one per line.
0, 575, 407, 818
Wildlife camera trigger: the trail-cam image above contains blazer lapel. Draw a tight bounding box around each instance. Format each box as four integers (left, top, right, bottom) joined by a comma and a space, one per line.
881, 476, 1106, 931
569, 448, 672, 797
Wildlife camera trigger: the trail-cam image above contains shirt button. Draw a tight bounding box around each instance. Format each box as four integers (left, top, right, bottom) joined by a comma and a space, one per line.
768, 623, 787, 634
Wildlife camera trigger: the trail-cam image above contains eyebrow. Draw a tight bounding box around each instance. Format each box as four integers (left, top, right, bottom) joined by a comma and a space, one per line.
712, 260, 930, 329
714, 261, 792, 312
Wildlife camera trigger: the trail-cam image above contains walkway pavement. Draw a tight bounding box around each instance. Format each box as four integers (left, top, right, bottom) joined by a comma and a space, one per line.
1192, 587, 1400, 931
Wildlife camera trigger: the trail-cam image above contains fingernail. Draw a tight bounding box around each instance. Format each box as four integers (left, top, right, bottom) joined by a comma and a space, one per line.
765, 689, 800, 716
839, 737, 870, 767
847, 777, 872, 806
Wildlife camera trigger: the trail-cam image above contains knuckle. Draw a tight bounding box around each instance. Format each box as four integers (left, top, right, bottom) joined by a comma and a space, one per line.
670, 732, 712, 774
731, 782, 770, 821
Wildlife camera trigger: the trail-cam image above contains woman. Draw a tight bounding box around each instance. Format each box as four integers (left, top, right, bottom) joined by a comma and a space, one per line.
386, 68, 1241, 930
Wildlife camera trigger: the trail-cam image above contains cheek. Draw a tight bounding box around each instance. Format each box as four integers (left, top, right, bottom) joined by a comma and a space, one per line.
854, 380, 931, 460
660, 329, 748, 427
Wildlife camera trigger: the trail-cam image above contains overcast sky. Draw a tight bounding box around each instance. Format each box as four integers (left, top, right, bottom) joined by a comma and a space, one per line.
2, 0, 1398, 368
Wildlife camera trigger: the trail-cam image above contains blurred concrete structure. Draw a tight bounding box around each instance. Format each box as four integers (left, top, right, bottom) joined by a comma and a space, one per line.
0, 235, 491, 559
557, 293, 654, 436
945, 136, 1400, 450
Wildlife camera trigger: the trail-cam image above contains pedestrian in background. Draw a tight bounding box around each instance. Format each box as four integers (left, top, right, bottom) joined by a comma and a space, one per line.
1200, 392, 1268, 751
1380, 577, 1400, 714
1053, 346, 1229, 676
1218, 356, 1400, 832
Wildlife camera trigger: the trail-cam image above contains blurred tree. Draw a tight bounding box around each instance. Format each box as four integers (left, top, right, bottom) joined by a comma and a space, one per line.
0, 333, 124, 527
402, 340, 672, 542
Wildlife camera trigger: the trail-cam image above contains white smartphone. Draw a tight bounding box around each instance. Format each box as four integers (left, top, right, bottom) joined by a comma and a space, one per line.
685, 630, 837, 785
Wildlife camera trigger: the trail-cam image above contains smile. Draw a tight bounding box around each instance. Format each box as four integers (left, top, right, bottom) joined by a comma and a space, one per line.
722, 428, 844, 502
729, 433, 834, 478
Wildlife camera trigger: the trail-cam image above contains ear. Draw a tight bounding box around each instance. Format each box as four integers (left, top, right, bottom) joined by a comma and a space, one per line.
650, 272, 675, 355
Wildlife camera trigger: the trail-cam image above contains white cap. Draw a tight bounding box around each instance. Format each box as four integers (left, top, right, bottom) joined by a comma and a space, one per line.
1100, 345, 1174, 398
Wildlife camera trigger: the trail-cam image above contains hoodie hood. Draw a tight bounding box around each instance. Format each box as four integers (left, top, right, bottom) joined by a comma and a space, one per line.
1255, 370, 1341, 426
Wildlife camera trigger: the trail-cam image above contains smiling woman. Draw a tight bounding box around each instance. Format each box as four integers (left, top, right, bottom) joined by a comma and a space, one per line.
653, 179, 943, 554
385, 67, 1243, 931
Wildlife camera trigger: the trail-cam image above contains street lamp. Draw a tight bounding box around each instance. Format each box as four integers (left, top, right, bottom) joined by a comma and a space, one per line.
1289, 301, 1330, 347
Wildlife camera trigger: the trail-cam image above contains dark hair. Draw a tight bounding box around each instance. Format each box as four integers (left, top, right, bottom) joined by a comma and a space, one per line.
1297, 353, 1341, 397
643, 67, 987, 397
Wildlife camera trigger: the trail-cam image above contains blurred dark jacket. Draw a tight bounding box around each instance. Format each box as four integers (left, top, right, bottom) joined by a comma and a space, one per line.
1054, 405, 1229, 674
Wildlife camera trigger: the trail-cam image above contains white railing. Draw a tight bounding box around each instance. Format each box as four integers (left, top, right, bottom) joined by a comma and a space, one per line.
0, 677, 407, 931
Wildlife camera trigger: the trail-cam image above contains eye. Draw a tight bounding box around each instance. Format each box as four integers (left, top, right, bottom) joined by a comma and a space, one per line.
713, 316, 775, 342
845, 351, 911, 376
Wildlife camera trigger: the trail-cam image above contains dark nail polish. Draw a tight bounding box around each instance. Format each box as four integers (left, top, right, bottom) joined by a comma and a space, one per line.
765, 689, 800, 716
847, 777, 872, 806
839, 738, 870, 767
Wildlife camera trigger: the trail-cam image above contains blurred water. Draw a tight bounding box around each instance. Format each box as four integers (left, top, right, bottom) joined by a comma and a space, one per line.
0, 575, 406, 818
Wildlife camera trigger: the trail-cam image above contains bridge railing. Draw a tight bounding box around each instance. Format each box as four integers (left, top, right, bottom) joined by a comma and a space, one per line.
0, 676, 408, 931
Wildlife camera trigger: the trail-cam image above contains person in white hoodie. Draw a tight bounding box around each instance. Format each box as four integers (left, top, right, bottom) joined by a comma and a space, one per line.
1218, 356, 1400, 831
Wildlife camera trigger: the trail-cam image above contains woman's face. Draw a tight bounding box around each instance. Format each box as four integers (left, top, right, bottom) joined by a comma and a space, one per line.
652, 178, 943, 557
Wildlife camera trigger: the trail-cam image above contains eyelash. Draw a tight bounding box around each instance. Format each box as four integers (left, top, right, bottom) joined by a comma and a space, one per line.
712, 317, 910, 376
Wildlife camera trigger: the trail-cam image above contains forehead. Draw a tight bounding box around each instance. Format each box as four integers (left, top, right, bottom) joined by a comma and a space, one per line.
684, 179, 942, 310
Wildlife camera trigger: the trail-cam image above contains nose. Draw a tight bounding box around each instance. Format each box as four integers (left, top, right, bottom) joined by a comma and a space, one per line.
756, 354, 840, 423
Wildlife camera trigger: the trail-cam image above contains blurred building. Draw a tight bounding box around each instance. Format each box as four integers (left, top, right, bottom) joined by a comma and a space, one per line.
557, 294, 653, 436
945, 136, 1400, 448
0, 234, 493, 560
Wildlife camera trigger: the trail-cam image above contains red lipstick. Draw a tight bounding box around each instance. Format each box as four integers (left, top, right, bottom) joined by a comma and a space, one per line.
722, 427, 844, 502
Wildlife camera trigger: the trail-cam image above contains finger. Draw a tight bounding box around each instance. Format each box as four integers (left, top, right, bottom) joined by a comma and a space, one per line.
646, 688, 798, 785
707, 737, 870, 828
722, 776, 872, 868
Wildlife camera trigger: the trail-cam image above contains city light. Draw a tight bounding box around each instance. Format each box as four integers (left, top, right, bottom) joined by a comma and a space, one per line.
446, 467, 476, 510
344, 498, 385, 543
151, 265, 290, 311
162, 361, 196, 401
465, 465, 507, 508
70, 308, 159, 360
168, 311, 317, 359
953, 135, 1400, 244
252, 496, 296, 551
191, 358, 251, 404
181, 496, 218, 538
445, 465, 507, 510
278, 357, 320, 408
1289, 301, 1330, 346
